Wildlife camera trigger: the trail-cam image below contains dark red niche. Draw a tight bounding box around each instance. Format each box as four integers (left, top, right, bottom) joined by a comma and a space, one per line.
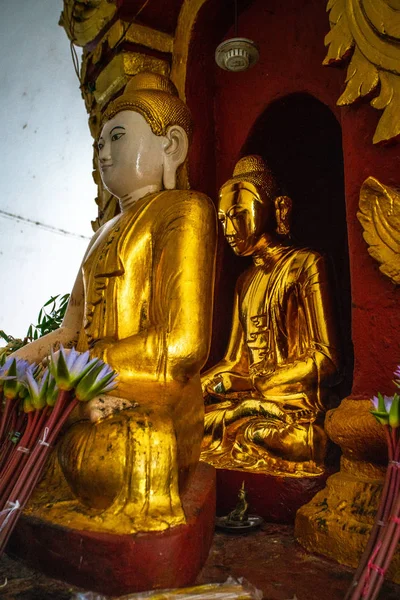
187, 0, 400, 398
215, 467, 332, 524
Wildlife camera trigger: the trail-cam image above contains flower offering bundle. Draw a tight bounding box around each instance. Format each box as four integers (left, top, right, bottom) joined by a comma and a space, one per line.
0, 346, 118, 556
346, 366, 400, 600
0, 358, 31, 466
0, 363, 50, 511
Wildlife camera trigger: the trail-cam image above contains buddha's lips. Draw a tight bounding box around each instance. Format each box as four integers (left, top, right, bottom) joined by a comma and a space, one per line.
100, 163, 113, 171
226, 238, 242, 247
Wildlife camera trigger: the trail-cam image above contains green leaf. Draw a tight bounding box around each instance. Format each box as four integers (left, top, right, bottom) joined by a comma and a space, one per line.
23, 293, 70, 341
43, 295, 58, 308
55, 349, 72, 390
3, 359, 18, 399
0, 330, 12, 343
23, 397, 34, 413
75, 362, 104, 401
389, 394, 400, 429
377, 392, 387, 414
46, 377, 58, 407
371, 410, 389, 426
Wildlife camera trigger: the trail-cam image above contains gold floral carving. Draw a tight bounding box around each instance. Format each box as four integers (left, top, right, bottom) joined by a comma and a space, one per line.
324, 0, 400, 144
61, 0, 117, 47
91, 21, 173, 66
357, 176, 400, 284
94, 54, 170, 111
79, 17, 172, 126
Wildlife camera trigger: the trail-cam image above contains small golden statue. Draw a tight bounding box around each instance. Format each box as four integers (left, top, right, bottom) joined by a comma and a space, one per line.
201, 155, 341, 476
216, 481, 263, 531
226, 481, 249, 525
15, 73, 217, 534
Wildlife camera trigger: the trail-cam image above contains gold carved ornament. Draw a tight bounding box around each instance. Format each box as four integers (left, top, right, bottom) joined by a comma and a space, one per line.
357, 176, 400, 284
324, 0, 400, 144
61, 0, 117, 47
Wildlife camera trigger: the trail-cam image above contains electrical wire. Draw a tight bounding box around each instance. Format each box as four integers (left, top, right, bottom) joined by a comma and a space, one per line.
0, 209, 91, 241
70, 41, 80, 80
66, 0, 80, 81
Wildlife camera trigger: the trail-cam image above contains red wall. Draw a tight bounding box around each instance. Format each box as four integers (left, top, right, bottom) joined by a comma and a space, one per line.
187, 0, 400, 397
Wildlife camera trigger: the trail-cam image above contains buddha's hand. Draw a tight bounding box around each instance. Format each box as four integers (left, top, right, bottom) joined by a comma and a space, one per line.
84, 395, 136, 423
202, 372, 252, 398
89, 337, 114, 361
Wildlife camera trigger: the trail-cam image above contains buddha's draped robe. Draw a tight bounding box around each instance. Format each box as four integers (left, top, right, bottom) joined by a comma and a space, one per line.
30, 190, 216, 534
201, 245, 340, 475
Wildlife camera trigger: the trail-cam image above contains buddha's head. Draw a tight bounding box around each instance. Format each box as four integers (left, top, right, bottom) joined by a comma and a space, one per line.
218, 155, 292, 256
98, 72, 193, 200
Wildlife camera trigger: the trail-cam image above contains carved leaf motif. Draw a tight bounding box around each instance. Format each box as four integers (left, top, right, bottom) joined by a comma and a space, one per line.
357, 177, 400, 284
371, 71, 400, 144
337, 46, 379, 105
324, 0, 400, 144
362, 0, 400, 40
61, 0, 117, 47
323, 0, 354, 64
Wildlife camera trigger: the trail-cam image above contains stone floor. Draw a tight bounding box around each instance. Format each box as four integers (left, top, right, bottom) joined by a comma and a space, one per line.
1, 523, 399, 600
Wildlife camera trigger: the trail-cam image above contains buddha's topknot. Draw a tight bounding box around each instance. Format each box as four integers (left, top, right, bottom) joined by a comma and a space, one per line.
222, 155, 279, 202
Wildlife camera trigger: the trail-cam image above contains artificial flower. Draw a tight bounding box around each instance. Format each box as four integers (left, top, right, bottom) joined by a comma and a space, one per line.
22, 366, 49, 411
2, 358, 31, 400
388, 393, 400, 429
49, 346, 99, 391
371, 393, 400, 428
75, 360, 118, 402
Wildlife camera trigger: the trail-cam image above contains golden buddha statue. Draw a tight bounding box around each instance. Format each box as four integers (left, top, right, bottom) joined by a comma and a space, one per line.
201, 155, 340, 477
13, 72, 217, 534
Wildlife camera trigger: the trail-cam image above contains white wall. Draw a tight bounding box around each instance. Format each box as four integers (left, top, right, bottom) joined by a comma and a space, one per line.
0, 0, 96, 339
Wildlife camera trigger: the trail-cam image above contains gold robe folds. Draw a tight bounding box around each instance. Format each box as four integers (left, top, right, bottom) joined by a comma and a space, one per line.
202, 245, 340, 476
30, 190, 216, 534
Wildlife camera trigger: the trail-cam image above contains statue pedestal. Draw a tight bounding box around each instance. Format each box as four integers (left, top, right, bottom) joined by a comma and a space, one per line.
295, 457, 400, 584
295, 398, 400, 583
6, 462, 216, 596
215, 467, 331, 523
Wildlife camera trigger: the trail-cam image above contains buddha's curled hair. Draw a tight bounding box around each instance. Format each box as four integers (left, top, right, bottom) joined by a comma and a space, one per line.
101, 72, 193, 143
222, 155, 279, 202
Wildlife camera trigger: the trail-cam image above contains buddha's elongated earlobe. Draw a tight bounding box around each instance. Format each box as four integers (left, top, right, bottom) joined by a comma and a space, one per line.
275, 195, 292, 236
162, 125, 189, 189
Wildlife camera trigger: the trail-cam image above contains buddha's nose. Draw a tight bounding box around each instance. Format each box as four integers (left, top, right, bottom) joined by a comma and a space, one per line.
99, 143, 111, 162
225, 217, 236, 236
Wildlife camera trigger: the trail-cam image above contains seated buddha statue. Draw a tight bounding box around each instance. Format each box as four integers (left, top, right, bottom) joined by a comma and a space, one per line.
201, 155, 341, 476
13, 72, 217, 534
